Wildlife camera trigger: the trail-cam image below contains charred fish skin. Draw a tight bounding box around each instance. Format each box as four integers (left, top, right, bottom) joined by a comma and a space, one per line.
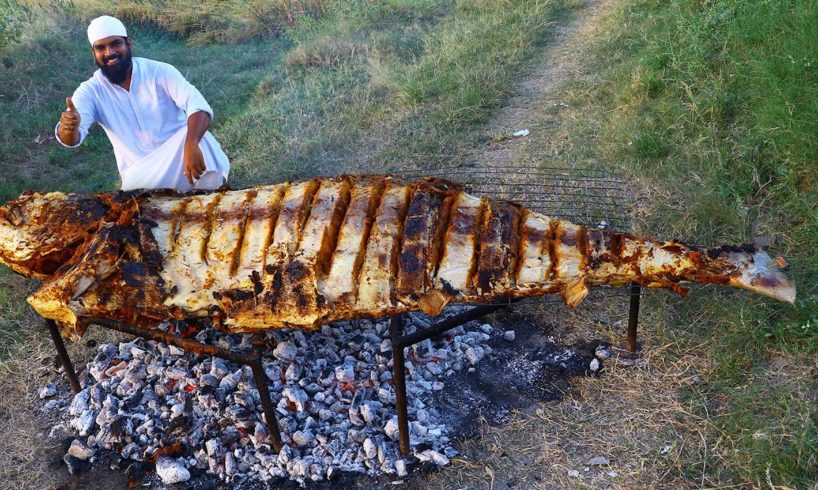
0, 191, 113, 278
0, 176, 795, 338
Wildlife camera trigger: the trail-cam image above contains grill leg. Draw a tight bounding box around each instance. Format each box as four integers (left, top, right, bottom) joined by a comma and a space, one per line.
390, 315, 411, 456
249, 350, 283, 453
626, 283, 641, 353
45, 319, 81, 394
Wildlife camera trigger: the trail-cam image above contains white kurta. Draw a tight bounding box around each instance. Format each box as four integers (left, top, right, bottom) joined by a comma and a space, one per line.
55, 57, 230, 191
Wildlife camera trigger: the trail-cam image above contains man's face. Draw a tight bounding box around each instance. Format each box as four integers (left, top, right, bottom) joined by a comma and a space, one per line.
92, 36, 132, 84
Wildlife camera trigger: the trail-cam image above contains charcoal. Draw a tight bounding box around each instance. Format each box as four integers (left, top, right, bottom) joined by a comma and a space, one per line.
52, 314, 495, 485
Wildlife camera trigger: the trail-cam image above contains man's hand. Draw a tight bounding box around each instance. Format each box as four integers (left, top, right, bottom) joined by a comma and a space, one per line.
183, 111, 212, 185
183, 141, 206, 185
58, 97, 81, 146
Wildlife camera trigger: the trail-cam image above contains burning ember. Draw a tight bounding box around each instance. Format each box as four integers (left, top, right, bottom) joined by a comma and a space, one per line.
44, 308, 513, 485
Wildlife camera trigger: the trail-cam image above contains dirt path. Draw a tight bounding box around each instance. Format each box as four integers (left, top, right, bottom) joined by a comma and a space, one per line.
469, 0, 615, 172
449, 0, 630, 237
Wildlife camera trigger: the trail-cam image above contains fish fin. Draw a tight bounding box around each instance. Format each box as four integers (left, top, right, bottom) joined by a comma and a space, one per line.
561, 279, 589, 308
418, 290, 452, 316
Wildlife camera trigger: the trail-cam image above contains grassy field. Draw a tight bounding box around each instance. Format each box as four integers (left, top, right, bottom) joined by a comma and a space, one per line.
0, 0, 816, 487
577, 0, 818, 485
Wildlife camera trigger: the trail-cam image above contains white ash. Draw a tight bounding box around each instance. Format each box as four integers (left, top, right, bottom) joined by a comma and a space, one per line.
39, 383, 58, 399
53, 309, 495, 485
586, 455, 610, 466
594, 345, 613, 360
41, 399, 64, 411
156, 456, 191, 484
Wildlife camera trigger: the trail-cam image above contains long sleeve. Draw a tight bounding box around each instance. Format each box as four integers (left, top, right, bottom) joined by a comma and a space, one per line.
158, 63, 214, 121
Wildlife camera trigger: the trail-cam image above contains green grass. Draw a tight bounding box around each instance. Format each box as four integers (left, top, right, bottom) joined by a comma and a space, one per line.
220, 0, 561, 184
569, 0, 818, 485
24, 0, 329, 44
0, 269, 34, 359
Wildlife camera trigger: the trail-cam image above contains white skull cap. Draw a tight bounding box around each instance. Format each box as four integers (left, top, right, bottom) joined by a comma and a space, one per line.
87, 15, 127, 45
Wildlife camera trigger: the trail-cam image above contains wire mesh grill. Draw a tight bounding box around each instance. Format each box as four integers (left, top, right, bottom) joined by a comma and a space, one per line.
319, 162, 639, 308
398, 163, 633, 233
398, 162, 638, 307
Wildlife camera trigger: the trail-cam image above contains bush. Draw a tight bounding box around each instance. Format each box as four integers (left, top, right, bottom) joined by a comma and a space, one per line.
0, 0, 27, 52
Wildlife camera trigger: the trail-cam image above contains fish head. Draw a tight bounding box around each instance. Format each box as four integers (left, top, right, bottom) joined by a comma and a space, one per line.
0, 191, 110, 278
719, 248, 796, 304
699, 244, 796, 303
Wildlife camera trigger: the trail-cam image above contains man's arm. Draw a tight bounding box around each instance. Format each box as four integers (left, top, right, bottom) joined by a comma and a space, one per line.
158, 62, 216, 185
183, 111, 211, 185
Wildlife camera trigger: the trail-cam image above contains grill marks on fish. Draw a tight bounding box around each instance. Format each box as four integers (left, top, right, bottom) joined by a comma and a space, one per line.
396, 182, 444, 299
357, 181, 412, 313
322, 177, 386, 306
205, 190, 253, 289
436, 194, 484, 294
273, 177, 353, 325
270, 180, 320, 260
395, 180, 458, 315
236, 184, 286, 288
142, 197, 190, 310
419, 187, 459, 314
168, 194, 222, 312
476, 200, 523, 295
517, 212, 553, 288
554, 221, 589, 306
147, 180, 606, 324
228, 191, 256, 277
235, 181, 320, 326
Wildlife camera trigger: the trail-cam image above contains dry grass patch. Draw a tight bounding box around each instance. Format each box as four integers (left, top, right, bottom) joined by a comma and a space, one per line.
285, 38, 365, 68
428, 298, 726, 489
0, 332, 59, 489
0, 321, 128, 489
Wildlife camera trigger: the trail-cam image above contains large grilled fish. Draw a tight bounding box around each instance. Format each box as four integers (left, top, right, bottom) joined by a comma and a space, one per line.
0, 176, 795, 340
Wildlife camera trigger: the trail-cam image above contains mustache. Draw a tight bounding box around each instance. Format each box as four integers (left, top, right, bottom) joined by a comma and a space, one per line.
103, 54, 122, 63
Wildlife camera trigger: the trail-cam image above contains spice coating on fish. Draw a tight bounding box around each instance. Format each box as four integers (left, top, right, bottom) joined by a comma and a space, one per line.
0, 176, 796, 339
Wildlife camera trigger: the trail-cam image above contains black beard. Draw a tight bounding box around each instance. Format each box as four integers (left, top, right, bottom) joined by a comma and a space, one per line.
97, 49, 132, 85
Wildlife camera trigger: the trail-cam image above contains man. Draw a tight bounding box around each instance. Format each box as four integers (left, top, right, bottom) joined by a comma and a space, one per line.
56, 15, 230, 191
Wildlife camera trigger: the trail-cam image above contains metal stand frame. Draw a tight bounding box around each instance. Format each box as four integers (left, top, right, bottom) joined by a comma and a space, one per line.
386, 287, 642, 455
627, 283, 641, 353
46, 319, 82, 394
45, 286, 642, 458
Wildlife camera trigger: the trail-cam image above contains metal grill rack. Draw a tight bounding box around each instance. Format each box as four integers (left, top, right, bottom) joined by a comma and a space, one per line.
44, 164, 643, 459
401, 164, 632, 233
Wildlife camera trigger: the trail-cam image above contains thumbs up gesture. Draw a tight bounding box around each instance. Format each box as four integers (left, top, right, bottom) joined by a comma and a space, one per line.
58, 97, 81, 146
